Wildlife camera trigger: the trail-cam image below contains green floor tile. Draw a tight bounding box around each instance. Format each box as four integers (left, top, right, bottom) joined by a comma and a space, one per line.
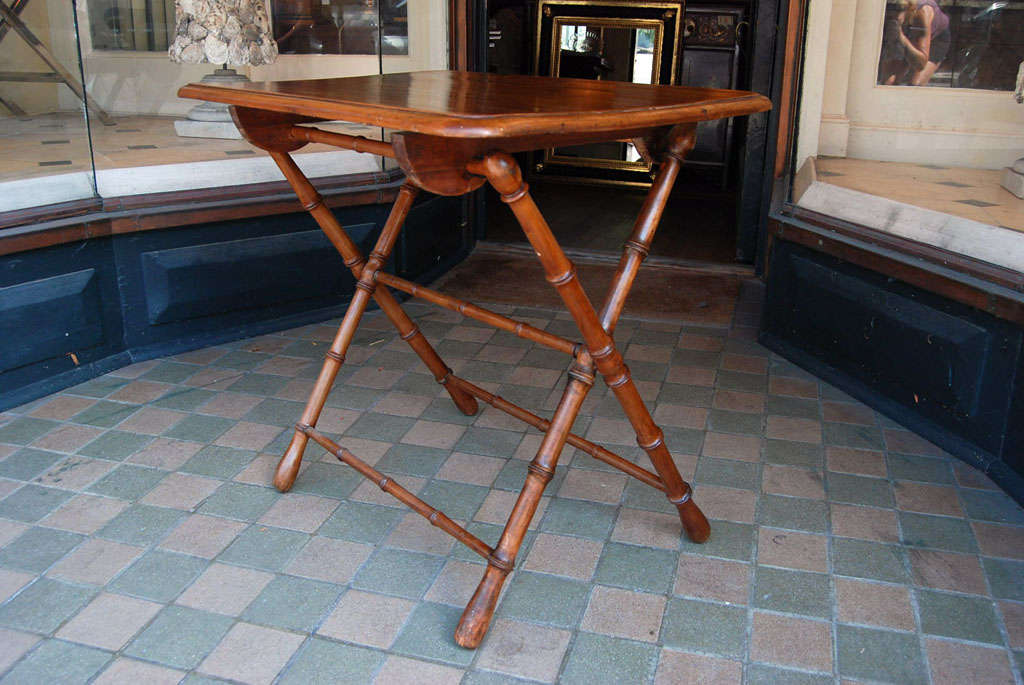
661, 597, 747, 656
376, 444, 450, 478
695, 457, 760, 491
0, 577, 95, 633
657, 384, 713, 408
594, 542, 677, 594
753, 566, 831, 618
836, 624, 926, 684
886, 454, 953, 484
560, 632, 658, 685
417, 480, 490, 520
0, 484, 74, 522
0, 638, 110, 683
108, 549, 207, 602
0, 448, 64, 480
211, 350, 271, 370
709, 409, 762, 435
497, 571, 590, 628
746, 664, 833, 684
318, 501, 404, 544
0, 526, 83, 573
662, 426, 704, 455
454, 427, 524, 458
391, 602, 475, 666
180, 445, 256, 479
278, 638, 385, 685
917, 589, 1004, 644
242, 399, 307, 427
757, 495, 829, 533
983, 557, 1024, 601
717, 370, 767, 394
765, 395, 820, 420
418, 398, 479, 426
540, 498, 617, 539
0, 417, 59, 445
98, 504, 187, 546
622, 479, 676, 514
456, 361, 514, 385
242, 575, 344, 632
71, 401, 139, 428
77, 431, 153, 460
833, 538, 909, 583
679, 520, 755, 561
141, 361, 199, 384
124, 605, 233, 670
961, 490, 1024, 525
672, 350, 721, 368
66, 376, 129, 398
345, 413, 416, 442
290, 462, 362, 499
198, 482, 280, 520
827, 473, 894, 508
86, 464, 165, 501
163, 415, 234, 443
351, 547, 445, 599
218, 526, 308, 572
763, 439, 823, 469
823, 423, 884, 450
226, 373, 290, 396
152, 388, 217, 412
899, 512, 978, 553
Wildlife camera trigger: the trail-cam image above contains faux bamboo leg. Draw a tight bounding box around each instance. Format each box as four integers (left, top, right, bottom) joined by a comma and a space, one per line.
268, 153, 477, 490
470, 152, 710, 544
273, 183, 417, 491
454, 357, 596, 648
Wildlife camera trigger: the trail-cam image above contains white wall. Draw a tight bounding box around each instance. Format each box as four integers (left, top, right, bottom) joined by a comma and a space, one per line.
802, 0, 1024, 170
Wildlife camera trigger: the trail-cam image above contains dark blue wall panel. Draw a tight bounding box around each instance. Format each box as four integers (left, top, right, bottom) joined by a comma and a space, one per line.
0, 194, 469, 410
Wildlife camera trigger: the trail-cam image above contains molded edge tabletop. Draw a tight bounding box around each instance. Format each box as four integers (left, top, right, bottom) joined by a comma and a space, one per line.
178, 70, 771, 141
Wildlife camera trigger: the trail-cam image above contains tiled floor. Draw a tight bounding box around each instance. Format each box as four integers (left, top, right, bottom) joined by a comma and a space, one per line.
0, 282, 1022, 684
815, 157, 1024, 233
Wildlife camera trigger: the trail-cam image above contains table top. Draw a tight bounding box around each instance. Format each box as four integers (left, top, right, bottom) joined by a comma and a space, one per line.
179, 71, 771, 141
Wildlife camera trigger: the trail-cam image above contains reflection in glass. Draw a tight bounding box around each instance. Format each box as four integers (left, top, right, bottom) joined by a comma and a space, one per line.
0, 0, 96, 212
271, 0, 407, 55
548, 20, 663, 172
877, 0, 1024, 89
88, 0, 175, 51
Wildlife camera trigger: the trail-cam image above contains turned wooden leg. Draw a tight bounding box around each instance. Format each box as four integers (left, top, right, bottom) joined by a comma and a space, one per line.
470, 151, 710, 543
455, 359, 595, 648
272, 182, 417, 490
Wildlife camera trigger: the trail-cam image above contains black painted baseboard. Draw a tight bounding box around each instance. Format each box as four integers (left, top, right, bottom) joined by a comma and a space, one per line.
761, 239, 1024, 504
0, 194, 471, 411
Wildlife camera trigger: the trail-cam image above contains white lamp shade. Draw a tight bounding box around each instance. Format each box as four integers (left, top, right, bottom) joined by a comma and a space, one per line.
169, 0, 278, 66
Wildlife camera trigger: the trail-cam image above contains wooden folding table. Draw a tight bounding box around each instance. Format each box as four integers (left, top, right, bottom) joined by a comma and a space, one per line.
179, 71, 770, 648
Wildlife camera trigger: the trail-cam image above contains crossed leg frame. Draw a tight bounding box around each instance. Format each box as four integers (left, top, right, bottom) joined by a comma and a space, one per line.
247, 114, 710, 648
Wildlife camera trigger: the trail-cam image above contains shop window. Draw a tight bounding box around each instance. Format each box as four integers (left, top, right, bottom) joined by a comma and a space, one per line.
88, 0, 175, 51
790, 0, 1024, 273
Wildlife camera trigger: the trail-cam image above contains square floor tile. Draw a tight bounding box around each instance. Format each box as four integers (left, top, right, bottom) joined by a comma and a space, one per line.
0, 448, 65, 480
660, 597, 746, 656
910, 549, 988, 595
318, 589, 415, 648
757, 495, 828, 533
92, 657, 185, 685
0, 577, 95, 633
0, 484, 74, 522
198, 622, 304, 685
180, 445, 257, 479
0, 525, 84, 573
917, 589, 1004, 644
352, 547, 446, 599
107, 549, 207, 602
836, 624, 927, 685
561, 631, 658, 685
524, 533, 603, 580
98, 504, 187, 546
318, 501, 404, 544
0, 639, 111, 683
392, 601, 475, 666
833, 538, 909, 583
159, 514, 247, 559
46, 538, 142, 585
476, 618, 572, 682
375, 443, 450, 478
750, 611, 832, 672
242, 574, 343, 632
497, 571, 590, 628
593, 542, 677, 594
218, 525, 308, 572
86, 465, 165, 501
278, 637, 384, 685
56, 592, 161, 650
124, 605, 233, 670
835, 578, 915, 630
77, 431, 153, 461
753, 566, 831, 618
925, 637, 1016, 685
899, 512, 978, 553
756, 528, 828, 572
679, 520, 754, 561
176, 562, 273, 615
582, 586, 666, 643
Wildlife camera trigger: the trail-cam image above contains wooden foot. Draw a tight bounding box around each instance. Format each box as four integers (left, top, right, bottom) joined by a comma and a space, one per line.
676, 495, 711, 543
273, 432, 308, 492
454, 564, 508, 648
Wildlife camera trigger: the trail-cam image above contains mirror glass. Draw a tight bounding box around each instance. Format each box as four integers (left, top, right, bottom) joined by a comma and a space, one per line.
549, 20, 662, 171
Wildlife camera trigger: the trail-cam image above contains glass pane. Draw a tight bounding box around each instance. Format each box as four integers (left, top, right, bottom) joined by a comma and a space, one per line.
0, 0, 97, 213
877, 0, 1024, 90
76, 0, 387, 199
792, 0, 1024, 272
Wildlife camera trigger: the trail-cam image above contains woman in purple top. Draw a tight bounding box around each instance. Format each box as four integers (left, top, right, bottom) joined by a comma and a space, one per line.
880, 0, 951, 86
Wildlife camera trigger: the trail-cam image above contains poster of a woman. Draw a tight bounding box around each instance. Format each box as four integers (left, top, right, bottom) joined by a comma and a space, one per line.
877, 0, 951, 86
